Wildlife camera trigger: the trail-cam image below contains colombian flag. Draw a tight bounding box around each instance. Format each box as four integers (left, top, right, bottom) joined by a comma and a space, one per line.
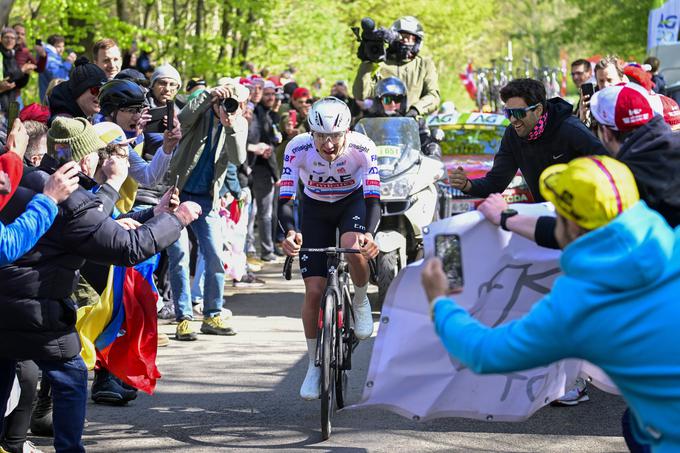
77, 255, 161, 394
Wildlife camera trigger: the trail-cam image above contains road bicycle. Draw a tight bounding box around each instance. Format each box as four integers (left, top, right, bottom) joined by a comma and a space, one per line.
283, 247, 376, 440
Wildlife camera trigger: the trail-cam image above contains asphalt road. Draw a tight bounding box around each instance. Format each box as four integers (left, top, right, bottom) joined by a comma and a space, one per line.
30, 259, 628, 452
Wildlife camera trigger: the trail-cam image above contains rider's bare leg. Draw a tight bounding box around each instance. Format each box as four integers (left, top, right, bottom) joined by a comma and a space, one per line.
340, 231, 373, 339
302, 277, 326, 339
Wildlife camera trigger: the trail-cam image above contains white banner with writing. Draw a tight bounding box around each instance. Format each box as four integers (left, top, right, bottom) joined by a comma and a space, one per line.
648, 0, 680, 52
350, 204, 618, 421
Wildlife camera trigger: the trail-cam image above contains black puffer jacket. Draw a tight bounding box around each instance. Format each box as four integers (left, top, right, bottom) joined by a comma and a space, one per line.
468, 97, 608, 202
0, 170, 183, 361
617, 115, 680, 227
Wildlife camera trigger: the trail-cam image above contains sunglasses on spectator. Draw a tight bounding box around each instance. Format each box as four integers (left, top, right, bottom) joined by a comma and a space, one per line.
314, 131, 345, 143
381, 95, 404, 105
296, 98, 313, 105
502, 103, 540, 120
89, 86, 101, 96
118, 106, 145, 114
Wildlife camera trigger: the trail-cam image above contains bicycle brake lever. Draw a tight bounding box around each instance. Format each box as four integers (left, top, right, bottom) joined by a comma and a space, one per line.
283, 256, 294, 280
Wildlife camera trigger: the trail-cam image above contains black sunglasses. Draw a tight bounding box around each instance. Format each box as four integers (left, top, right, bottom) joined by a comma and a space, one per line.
381, 95, 404, 105
503, 103, 541, 120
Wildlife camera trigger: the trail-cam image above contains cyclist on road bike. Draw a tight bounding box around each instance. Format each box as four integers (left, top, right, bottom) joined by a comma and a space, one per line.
278, 97, 381, 400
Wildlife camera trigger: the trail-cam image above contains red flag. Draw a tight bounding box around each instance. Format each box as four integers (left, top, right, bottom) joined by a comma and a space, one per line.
459, 62, 477, 100
96, 258, 161, 394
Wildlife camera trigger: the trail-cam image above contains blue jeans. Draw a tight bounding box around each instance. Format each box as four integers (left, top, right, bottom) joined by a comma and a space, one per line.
0, 356, 87, 453
191, 254, 205, 303
167, 192, 225, 321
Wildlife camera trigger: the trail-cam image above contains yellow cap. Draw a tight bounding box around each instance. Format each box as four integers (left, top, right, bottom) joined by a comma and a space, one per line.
539, 155, 639, 230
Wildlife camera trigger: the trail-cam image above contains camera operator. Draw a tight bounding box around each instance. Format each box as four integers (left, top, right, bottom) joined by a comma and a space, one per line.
352, 16, 440, 117
165, 79, 248, 341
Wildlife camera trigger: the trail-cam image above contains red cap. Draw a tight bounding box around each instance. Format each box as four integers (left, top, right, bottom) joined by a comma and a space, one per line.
239, 77, 252, 86
267, 76, 282, 87
624, 65, 654, 92
590, 83, 654, 132
659, 94, 680, 127
292, 87, 310, 100
19, 103, 50, 124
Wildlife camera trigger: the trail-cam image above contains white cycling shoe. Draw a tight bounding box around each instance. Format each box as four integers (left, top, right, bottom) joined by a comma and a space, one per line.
353, 296, 374, 340
300, 362, 321, 400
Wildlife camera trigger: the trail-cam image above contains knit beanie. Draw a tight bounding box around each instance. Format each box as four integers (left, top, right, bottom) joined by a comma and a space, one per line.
68, 57, 108, 99
150, 64, 182, 89
47, 117, 107, 162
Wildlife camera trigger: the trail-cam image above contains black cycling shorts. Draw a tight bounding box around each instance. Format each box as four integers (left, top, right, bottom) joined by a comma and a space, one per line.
299, 188, 367, 278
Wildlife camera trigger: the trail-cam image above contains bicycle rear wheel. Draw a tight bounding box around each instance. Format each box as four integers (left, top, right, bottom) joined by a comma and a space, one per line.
320, 292, 336, 440
336, 284, 352, 408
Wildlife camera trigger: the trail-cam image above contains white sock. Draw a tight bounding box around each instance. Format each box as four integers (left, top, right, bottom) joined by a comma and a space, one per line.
306, 338, 316, 365
353, 283, 369, 306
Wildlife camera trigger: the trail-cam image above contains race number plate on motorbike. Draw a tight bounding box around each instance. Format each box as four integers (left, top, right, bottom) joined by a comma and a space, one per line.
376, 145, 401, 158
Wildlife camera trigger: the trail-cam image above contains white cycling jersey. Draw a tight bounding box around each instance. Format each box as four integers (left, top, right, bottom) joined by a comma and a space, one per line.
279, 132, 381, 203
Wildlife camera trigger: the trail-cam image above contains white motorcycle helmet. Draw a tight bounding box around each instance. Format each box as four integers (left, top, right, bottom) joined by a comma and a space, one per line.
308, 97, 351, 133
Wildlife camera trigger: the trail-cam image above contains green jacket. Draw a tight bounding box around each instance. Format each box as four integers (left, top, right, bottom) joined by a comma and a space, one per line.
352, 55, 440, 116
169, 90, 247, 210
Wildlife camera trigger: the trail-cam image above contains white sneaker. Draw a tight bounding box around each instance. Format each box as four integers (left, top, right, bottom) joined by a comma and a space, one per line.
300, 363, 321, 400
353, 297, 374, 340
23, 440, 44, 453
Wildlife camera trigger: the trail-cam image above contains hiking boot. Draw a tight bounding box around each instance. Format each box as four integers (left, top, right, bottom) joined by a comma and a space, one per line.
30, 380, 53, 437
175, 319, 198, 341
157, 305, 175, 320
247, 256, 264, 268
233, 273, 266, 288
551, 377, 589, 406
353, 296, 374, 340
261, 253, 278, 262
91, 369, 137, 405
300, 362, 321, 400
201, 316, 237, 336
157, 332, 170, 347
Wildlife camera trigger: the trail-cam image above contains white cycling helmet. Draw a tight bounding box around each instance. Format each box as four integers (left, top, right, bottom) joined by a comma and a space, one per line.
308, 97, 351, 133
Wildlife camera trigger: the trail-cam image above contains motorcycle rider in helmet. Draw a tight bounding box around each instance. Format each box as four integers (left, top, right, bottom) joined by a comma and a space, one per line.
365, 76, 441, 159
353, 16, 440, 118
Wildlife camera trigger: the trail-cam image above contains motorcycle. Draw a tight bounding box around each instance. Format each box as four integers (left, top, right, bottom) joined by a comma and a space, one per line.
355, 117, 445, 309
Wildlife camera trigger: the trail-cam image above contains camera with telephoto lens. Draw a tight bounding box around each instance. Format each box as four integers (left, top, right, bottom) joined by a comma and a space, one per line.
222, 97, 239, 114
351, 17, 400, 63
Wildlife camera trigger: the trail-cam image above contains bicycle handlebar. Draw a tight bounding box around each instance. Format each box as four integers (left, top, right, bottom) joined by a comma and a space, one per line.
282, 248, 378, 282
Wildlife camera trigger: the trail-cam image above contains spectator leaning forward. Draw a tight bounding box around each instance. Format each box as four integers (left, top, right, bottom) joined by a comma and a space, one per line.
48, 57, 107, 122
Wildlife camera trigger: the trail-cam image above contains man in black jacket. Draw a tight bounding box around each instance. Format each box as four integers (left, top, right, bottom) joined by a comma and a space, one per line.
0, 117, 200, 453
591, 83, 680, 227
449, 78, 607, 201
246, 80, 282, 261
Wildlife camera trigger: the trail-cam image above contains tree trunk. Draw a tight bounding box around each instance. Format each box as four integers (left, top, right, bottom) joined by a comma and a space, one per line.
0, 0, 16, 27
195, 0, 203, 37
116, 0, 129, 23
216, 2, 231, 64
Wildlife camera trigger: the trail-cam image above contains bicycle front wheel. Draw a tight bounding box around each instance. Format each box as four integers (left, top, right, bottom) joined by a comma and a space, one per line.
320, 292, 336, 440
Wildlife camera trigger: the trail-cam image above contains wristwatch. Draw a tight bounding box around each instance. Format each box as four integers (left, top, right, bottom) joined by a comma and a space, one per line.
500, 208, 518, 231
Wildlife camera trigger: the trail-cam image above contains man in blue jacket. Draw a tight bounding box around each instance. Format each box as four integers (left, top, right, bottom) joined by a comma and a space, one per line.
38, 35, 76, 102
422, 155, 680, 453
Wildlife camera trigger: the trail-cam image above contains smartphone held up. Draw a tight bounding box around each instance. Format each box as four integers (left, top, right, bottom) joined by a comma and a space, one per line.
434, 234, 464, 293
